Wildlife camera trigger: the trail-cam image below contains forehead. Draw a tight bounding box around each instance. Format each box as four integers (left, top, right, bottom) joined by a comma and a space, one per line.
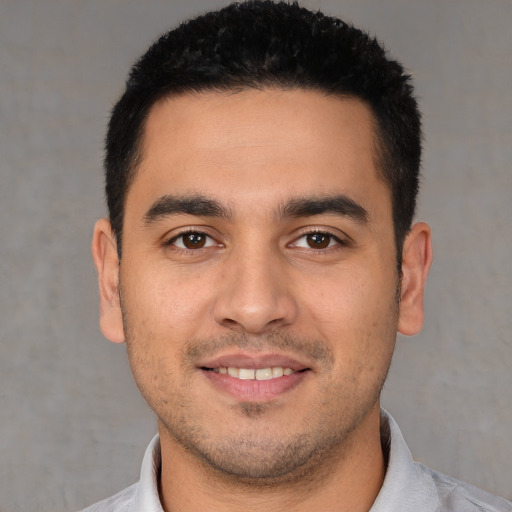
129, 88, 389, 217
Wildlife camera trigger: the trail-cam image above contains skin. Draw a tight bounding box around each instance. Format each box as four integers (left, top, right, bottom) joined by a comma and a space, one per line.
92, 89, 432, 512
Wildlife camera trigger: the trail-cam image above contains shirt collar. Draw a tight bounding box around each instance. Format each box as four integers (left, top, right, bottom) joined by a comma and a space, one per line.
133, 410, 439, 511
370, 409, 440, 511
132, 434, 164, 512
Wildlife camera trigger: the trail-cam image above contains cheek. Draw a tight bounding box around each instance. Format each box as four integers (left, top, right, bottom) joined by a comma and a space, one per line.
124, 263, 216, 332
301, 262, 399, 354
120, 272, 197, 408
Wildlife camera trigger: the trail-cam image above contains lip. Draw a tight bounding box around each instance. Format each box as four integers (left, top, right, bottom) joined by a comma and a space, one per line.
199, 351, 312, 402
200, 352, 310, 372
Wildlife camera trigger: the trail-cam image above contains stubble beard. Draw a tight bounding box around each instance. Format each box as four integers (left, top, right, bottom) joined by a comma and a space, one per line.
120, 281, 400, 485
160, 333, 345, 484
124, 329, 395, 485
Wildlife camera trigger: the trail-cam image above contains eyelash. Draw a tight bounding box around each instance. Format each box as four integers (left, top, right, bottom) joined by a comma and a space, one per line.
166, 230, 218, 251
290, 230, 348, 251
165, 229, 348, 253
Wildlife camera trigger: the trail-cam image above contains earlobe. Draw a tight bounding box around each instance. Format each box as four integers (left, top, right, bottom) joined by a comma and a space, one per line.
398, 222, 433, 336
91, 218, 125, 343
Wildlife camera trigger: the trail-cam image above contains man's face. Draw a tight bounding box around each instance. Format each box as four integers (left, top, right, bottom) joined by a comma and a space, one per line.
97, 89, 417, 480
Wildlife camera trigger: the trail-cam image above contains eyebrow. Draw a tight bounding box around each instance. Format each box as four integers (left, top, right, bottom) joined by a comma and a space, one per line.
279, 195, 368, 224
143, 193, 368, 226
143, 194, 232, 225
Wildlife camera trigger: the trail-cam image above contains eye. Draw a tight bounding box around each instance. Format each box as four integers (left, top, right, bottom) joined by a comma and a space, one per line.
292, 232, 343, 250
168, 231, 217, 250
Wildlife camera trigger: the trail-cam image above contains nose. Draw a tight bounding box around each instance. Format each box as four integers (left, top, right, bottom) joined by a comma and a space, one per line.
213, 247, 299, 334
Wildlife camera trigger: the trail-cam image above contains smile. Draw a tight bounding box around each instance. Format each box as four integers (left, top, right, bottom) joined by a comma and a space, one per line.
201, 360, 310, 401
211, 367, 296, 380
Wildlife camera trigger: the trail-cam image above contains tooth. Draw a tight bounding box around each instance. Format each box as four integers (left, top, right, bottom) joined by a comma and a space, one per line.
227, 367, 239, 378
255, 368, 273, 380
222, 366, 295, 380
239, 368, 255, 380
272, 367, 284, 378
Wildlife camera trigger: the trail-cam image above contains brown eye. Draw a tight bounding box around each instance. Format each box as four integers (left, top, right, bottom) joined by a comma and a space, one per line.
306, 233, 332, 249
291, 231, 345, 251
170, 231, 216, 250
182, 233, 206, 249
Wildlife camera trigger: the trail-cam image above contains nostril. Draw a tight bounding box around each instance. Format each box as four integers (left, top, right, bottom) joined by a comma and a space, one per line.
218, 317, 247, 332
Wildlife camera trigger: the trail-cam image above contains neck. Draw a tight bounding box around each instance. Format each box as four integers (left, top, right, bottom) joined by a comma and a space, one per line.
158, 405, 386, 512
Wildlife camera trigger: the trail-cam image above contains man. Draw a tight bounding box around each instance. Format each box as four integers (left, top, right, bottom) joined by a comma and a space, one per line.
86, 1, 511, 511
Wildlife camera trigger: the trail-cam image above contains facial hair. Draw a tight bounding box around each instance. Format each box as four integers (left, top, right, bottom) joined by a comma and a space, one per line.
123, 322, 394, 485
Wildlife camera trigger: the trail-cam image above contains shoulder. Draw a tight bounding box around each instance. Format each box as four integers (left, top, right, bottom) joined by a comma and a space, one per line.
419, 464, 512, 512
377, 411, 511, 512
77, 434, 162, 512
78, 483, 137, 512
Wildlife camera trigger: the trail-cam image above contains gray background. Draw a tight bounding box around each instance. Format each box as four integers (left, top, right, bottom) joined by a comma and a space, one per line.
0, 0, 510, 510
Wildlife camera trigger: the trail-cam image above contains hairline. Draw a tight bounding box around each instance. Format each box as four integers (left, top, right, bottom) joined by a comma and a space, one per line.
114, 84, 400, 261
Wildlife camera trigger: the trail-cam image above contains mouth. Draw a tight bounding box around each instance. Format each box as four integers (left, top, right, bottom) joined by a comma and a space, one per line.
203, 366, 304, 380
199, 354, 312, 401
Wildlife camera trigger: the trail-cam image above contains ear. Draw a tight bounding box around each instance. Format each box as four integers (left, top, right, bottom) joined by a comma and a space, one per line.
398, 222, 433, 336
91, 218, 125, 343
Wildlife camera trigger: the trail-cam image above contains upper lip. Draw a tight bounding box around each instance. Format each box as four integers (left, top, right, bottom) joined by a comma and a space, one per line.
199, 352, 312, 372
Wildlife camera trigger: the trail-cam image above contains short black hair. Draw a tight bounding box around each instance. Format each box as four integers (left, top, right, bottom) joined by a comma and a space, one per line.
105, 0, 421, 266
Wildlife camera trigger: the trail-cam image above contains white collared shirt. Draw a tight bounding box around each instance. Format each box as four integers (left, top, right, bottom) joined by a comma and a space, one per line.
80, 411, 511, 512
